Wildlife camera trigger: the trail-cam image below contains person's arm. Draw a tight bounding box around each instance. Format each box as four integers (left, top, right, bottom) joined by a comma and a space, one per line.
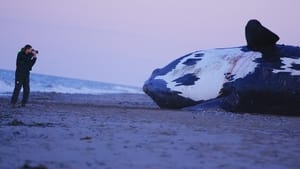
29, 52, 37, 70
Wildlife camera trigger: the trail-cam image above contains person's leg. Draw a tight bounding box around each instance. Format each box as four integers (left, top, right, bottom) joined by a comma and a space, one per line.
11, 77, 23, 105
22, 76, 30, 106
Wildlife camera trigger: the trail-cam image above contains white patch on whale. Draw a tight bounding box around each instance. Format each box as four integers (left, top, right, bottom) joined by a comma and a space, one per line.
155, 48, 262, 101
273, 58, 300, 75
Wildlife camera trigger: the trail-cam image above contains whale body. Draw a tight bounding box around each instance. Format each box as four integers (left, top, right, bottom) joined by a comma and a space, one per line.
143, 20, 300, 115
143, 45, 300, 114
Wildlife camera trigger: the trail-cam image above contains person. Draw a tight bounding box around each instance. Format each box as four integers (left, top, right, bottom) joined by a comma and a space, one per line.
11, 44, 38, 107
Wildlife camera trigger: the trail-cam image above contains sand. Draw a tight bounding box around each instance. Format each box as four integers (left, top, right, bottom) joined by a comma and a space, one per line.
0, 92, 300, 169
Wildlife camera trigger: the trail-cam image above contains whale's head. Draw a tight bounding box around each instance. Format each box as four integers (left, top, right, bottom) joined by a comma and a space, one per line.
143, 47, 263, 109
143, 52, 201, 108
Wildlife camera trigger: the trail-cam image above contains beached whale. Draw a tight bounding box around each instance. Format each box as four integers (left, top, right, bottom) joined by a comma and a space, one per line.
143, 20, 300, 114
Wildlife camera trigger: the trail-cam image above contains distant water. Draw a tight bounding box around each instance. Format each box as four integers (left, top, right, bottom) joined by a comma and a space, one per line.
0, 69, 142, 95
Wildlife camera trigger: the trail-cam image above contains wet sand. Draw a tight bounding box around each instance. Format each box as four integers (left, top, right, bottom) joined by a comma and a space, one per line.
0, 92, 300, 169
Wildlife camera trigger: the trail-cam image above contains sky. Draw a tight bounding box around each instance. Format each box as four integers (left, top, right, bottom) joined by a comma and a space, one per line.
0, 0, 299, 87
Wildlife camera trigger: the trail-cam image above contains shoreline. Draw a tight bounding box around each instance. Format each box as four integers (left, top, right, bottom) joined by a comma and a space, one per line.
1, 92, 300, 169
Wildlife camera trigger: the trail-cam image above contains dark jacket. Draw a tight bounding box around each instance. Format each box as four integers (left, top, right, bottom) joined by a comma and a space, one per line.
16, 51, 37, 77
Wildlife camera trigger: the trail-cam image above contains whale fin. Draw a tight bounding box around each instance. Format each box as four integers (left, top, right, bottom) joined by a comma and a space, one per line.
245, 19, 280, 51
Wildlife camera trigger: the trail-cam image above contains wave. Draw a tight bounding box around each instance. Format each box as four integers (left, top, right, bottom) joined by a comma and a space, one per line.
0, 69, 142, 94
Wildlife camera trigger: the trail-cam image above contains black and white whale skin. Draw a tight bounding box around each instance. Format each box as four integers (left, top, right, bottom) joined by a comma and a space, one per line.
143, 45, 300, 114
144, 20, 300, 115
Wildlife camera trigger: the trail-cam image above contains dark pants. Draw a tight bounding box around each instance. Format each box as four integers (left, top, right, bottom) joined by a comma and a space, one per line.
11, 73, 30, 105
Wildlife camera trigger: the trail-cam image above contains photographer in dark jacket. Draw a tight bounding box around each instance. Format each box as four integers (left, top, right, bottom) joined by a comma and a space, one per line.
11, 44, 38, 107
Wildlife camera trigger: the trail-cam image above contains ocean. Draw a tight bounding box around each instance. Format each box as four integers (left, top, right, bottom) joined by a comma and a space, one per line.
0, 69, 142, 95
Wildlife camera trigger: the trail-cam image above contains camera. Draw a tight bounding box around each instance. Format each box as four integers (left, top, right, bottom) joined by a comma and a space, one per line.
32, 49, 39, 54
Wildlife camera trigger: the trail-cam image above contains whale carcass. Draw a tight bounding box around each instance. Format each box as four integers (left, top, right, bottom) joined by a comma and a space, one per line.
143, 20, 300, 115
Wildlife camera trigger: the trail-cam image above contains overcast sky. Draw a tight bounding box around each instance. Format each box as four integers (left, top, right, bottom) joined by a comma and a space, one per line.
1, 0, 299, 86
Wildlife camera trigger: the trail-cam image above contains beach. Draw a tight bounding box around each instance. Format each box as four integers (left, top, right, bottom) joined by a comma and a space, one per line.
0, 92, 300, 169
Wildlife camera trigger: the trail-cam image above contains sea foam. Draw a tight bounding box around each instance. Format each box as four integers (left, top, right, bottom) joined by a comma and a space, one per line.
0, 69, 142, 94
